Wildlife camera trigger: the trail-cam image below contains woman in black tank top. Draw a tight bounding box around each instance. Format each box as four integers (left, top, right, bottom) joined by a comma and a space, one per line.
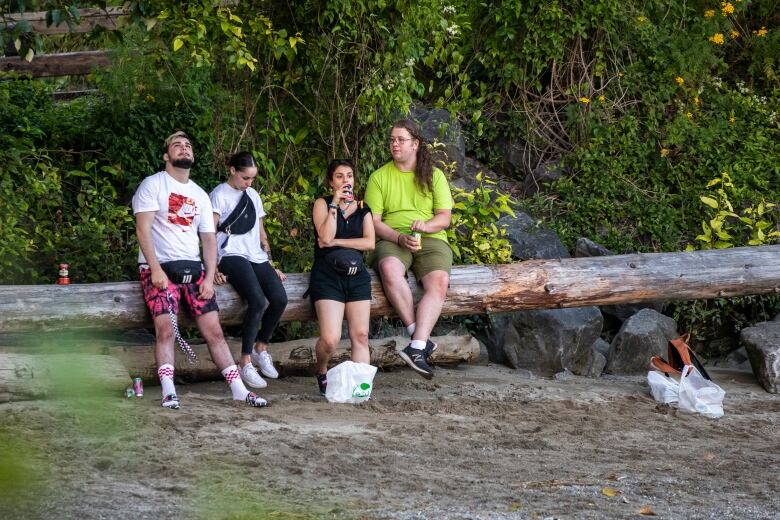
309, 159, 375, 396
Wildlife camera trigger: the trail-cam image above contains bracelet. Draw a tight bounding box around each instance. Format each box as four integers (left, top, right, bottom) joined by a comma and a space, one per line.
328, 203, 338, 210
396, 233, 403, 245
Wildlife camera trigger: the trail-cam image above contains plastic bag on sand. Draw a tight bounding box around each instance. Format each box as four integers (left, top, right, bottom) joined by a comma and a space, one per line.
647, 370, 679, 405
325, 361, 377, 404
647, 365, 725, 418
678, 365, 725, 419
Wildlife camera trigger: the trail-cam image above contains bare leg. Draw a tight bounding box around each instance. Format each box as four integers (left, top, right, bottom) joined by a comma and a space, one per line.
195, 311, 235, 371
411, 270, 449, 342
377, 256, 415, 326
314, 300, 346, 374
344, 300, 371, 364
153, 313, 176, 367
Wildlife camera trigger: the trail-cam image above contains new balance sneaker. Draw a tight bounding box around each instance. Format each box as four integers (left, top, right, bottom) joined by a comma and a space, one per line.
399, 344, 434, 380
316, 373, 327, 396
424, 339, 438, 363
251, 350, 279, 379
161, 393, 180, 409
240, 363, 268, 389
245, 392, 268, 407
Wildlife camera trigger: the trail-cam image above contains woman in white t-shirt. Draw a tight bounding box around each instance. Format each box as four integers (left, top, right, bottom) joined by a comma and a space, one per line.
211, 152, 288, 391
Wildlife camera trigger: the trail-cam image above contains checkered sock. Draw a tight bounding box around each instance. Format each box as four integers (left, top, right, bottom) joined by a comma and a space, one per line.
158, 364, 176, 397
221, 364, 249, 401
406, 322, 416, 336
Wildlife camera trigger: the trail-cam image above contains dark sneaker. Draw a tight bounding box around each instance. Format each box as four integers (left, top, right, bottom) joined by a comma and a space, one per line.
399, 344, 434, 380
161, 393, 180, 409
245, 392, 268, 408
424, 339, 438, 364
316, 373, 327, 396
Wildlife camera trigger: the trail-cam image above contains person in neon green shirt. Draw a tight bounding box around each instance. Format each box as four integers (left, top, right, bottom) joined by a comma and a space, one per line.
364, 119, 453, 379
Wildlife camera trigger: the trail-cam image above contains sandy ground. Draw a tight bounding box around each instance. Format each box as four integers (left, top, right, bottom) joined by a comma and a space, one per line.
1, 360, 779, 520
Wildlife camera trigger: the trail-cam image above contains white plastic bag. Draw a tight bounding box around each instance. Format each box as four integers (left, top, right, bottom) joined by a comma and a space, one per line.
647, 370, 679, 404
678, 365, 725, 419
325, 361, 377, 404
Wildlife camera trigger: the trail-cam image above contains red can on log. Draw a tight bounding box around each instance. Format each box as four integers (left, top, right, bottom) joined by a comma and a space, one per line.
57, 263, 70, 285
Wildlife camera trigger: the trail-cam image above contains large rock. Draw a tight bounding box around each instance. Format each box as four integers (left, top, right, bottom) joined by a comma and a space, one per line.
741, 321, 780, 393
606, 309, 678, 374
409, 105, 466, 176
497, 213, 569, 260
502, 307, 603, 374
522, 161, 563, 196
573, 237, 613, 258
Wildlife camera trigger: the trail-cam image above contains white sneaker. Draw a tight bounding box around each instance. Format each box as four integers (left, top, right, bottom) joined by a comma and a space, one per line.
240, 363, 267, 389
251, 350, 279, 379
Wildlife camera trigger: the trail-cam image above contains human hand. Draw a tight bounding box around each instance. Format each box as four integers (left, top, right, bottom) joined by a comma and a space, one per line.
410, 220, 429, 233
214, 271, 227, 285
275, 268, 287, 281
398, 234, 420, 252
151, 266, 169, 290
198, 279, 215, 300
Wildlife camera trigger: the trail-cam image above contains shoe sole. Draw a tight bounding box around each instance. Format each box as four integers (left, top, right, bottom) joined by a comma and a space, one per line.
259, 369, 279, 379
398, 351, 434, 380
243, 378, 268, 389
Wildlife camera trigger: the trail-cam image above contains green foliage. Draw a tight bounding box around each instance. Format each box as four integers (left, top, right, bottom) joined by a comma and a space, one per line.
448, 175, 515, 265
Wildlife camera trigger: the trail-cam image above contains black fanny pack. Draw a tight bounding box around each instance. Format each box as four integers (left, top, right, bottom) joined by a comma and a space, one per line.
217, 191, 256, 249
160, 260, 204, 284
324, 249, 363, 276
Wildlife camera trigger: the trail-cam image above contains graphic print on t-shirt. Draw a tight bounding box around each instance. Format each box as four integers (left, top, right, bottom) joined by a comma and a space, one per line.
168, 192, 199, 228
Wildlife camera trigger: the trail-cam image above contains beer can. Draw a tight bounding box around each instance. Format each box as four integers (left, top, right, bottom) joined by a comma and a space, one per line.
57, 263, 71, 285
125, 387, 135, 398
412, 232, 422, 250
133, 377, 144, 398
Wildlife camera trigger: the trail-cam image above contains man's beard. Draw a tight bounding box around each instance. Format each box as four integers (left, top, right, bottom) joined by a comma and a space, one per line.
171, 158, 194, 169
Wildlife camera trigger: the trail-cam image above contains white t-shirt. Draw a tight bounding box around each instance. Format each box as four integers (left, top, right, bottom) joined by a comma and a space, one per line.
209, 183, 268, 263
132, 171, 215, 263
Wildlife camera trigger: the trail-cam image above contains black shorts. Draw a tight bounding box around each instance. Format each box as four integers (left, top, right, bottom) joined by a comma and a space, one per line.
308, 258, 371, 303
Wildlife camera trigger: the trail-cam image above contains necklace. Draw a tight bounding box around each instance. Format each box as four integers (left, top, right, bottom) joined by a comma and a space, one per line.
339, 200, 353, 219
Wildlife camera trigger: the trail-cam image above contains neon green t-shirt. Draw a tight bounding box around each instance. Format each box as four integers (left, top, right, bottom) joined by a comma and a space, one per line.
364, 161, 453, 242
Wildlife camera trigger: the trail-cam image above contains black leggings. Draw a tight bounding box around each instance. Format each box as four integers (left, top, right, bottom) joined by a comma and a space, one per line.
218, 257, 288, 355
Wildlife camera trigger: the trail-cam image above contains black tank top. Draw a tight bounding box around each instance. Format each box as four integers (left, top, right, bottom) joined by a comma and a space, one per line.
312, 195, 372, 259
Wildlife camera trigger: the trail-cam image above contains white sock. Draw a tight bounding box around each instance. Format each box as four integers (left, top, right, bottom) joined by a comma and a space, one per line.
221, 364, 250, 401
410, 339, 426, 350
406, 323, 416, 336
158, 364, 176, 397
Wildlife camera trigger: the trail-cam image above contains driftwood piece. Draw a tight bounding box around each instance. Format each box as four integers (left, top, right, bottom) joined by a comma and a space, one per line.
0, 50, 111, 77
0, 353, 131, 403
111, 334, 479, 383
2, 7, 127, 35
1, 246, 778, 333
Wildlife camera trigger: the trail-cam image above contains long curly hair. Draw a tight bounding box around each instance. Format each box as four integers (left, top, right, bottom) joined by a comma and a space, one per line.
392, 119, 433, 192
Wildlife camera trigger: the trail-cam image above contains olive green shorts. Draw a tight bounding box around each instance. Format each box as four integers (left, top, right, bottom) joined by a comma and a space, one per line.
369, 236, 453, 281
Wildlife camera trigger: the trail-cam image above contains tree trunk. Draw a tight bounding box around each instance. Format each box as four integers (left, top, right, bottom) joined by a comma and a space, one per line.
110, 334, 479, 383
0, 51, 111, 77
1, 245, 778, 333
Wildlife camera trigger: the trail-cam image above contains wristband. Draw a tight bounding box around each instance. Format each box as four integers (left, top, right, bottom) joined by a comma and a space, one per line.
396, 233, 403, 245
328, 203, 338, 210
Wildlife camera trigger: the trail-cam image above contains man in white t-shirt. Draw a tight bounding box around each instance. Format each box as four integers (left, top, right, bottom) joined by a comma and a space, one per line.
132, 131, 266, 409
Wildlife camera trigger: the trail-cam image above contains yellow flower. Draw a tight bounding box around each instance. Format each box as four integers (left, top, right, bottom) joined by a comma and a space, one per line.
637, 16, 646, 23
598, 95, 606, 102
694, 95, 701, 106
709, 33, 725, 45
675, 76, 685, 85
721, 2, 735, 15
729, 116, 736, 124
686, 112, 693, 119
660, 148, 670, 157
730, 30, 740, 39
757, 26, 768, 37
579, 97, 591, 104
704, 9, 715, 17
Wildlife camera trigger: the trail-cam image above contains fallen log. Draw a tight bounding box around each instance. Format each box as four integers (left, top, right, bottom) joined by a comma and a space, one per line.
2, 7, 128, 35
1, 245, 778, 333
0, 353, 131, 403
110, 334, 479, 383
0, 50, 111, 77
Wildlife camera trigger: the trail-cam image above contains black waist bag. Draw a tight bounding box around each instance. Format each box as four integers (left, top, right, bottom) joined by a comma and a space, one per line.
217, 191, 256, 249
324, 249, 364, 276
160, 260, 203, 284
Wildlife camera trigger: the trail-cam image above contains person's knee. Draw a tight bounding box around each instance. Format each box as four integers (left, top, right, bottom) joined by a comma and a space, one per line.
272, 292, 288, 311
247, 293, 269, 315
378, 260, 405, 285
424, 272, 449, 299
318, 335, 340, 354
199, 314, 226, 342
349, 328, 369, 346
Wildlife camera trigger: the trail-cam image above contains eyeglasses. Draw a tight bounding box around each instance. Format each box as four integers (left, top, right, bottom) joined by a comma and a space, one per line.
388, 137, 413, 145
